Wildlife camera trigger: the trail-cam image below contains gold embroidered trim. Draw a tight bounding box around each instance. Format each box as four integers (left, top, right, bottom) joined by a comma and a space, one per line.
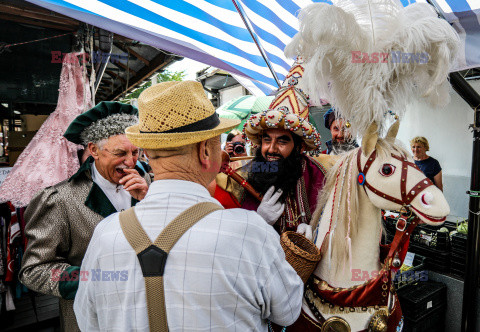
301, 311, 323, 329
305, 289, 388, 315
311, 263, 388, 293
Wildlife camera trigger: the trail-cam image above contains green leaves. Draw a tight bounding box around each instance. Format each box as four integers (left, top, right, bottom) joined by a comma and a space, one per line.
120, 70, 186, 103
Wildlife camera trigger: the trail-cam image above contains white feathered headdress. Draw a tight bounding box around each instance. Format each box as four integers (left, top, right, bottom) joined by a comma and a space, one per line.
285, 0, 459, 136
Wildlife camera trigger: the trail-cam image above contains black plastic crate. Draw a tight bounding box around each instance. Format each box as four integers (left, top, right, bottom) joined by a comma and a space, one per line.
402, 303, 446, 332
393, 254, 427, 291
383, 215, 397, 234
382, 217, 454, 250
451, 243, 466, 256
451, 268, 465, 279
452, 232, 467, 244
451, 232, 467, 253
450, 252, 466, 279
410, 223, 451, 251
451, 252, 466, 264
408, 244, 450, 273
451, 259, 466, 271
397, 281, 447, 320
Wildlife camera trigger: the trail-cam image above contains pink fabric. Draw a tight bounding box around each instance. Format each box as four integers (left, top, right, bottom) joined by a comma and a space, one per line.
0, 53, 91, 207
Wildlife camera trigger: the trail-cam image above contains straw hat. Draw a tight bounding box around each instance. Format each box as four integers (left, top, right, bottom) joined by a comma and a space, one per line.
243, 58, 321, 154
126, 81, 240, 149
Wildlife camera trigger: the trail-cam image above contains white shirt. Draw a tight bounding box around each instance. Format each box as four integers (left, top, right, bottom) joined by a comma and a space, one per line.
91, 161, 132, 211
74, 179, 303, 331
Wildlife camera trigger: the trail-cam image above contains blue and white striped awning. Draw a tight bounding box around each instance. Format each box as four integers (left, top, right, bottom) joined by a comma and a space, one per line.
27, 0, 480, 96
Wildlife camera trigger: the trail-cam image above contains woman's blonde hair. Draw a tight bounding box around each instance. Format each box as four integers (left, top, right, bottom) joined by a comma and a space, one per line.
410, 136, 429, 151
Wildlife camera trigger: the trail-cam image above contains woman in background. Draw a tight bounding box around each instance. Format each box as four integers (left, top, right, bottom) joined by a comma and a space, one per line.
410, 136, 443, 191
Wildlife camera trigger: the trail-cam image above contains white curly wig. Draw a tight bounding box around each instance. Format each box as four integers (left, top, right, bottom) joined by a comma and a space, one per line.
80, 113, 138, 146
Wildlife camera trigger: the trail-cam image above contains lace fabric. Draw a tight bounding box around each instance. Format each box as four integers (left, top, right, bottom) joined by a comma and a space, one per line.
0, 53, 92, 207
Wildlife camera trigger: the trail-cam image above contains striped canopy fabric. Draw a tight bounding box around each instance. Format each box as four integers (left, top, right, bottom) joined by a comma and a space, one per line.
28, 0, 480, 96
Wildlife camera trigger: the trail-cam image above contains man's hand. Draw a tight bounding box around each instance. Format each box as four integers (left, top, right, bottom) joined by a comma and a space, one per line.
119, 169, 148, 201
257, 186, 284, 225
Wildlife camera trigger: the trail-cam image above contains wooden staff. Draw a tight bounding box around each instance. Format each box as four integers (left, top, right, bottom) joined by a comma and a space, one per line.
230, 156, 254, 161
221, 152, 263, 201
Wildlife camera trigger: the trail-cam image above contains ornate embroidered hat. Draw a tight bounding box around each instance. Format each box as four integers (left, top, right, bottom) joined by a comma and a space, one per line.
243, 58, 321, 153
125, 80, 239, 149
64, 101, 138, 145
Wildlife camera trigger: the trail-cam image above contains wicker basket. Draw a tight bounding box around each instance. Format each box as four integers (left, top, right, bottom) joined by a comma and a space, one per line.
280, 231, 322, 283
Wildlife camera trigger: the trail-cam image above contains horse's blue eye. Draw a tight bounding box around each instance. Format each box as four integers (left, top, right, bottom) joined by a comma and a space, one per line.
380, 164, 395, 176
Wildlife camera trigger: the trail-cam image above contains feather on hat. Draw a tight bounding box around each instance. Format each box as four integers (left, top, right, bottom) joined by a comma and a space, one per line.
285, 0, 459, 136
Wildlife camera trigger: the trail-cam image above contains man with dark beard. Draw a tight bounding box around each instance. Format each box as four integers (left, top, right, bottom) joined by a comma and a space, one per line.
214, 59, 328, 233
247, 130, 304, 202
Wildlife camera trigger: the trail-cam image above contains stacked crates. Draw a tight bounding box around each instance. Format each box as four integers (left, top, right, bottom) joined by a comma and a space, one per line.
397, 281, 447, 332
450, 232, 467, 279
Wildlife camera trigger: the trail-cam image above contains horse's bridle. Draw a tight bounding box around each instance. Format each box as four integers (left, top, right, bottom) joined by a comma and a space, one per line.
356, 148, 434, 207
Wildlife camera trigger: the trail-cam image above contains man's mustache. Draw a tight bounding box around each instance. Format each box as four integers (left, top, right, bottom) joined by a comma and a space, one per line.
266, 153, 284, 159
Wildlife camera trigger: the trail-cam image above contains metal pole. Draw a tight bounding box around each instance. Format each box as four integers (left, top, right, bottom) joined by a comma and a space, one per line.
231, 0, 281, 88
94, 29, 113, 94
428, 0, 480, 324
450, 72, 480, 332
8, 102, 14, 132
464, 119, 480, 332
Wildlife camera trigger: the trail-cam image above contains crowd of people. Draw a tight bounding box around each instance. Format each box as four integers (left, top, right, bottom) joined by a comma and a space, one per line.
16, 70, 443, 332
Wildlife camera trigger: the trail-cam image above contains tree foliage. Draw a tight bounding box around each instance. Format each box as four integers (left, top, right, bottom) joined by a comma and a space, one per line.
157, 70, 186, 82
119, 70, 186, 103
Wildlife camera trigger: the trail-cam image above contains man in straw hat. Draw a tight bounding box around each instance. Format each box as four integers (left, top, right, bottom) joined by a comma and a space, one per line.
215, 59, 328, 235
19, 101, 151, 331
74, 81, 303, 331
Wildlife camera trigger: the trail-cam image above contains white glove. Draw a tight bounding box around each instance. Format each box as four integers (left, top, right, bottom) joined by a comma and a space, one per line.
257, 186, 285, 225
296, 223, 313, 241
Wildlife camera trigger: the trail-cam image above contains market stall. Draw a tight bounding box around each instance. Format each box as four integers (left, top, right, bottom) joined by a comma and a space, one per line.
2, 0, 480, 331
0, 1, 181, 329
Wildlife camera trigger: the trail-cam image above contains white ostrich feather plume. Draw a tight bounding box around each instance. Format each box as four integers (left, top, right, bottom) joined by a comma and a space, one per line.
285, 0, 460, 136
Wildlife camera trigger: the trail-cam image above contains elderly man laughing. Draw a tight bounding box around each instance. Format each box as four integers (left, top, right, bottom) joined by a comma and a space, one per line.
19, 102, 151, 331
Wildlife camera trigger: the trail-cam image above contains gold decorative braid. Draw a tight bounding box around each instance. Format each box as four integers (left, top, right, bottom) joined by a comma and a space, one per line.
119, 202, 223, 332
305, 289, 388, 315
298, 170, 311, 223
311, 263, 387, 293
301, 311, 323, 329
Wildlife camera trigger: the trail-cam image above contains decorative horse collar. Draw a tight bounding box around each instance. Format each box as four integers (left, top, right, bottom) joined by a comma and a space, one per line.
306, 210, 419, 332
356, 147, 434, 206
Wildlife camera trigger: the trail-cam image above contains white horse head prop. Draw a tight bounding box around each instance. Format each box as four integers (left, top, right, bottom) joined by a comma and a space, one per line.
358, 121, 449, 224
300, 122, 449, 331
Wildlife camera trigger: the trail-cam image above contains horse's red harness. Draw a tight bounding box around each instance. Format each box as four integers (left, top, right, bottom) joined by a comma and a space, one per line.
289, 149, 440, 332
356, 148, 434, 206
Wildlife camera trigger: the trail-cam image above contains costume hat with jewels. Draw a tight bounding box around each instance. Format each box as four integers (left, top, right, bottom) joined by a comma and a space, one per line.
126, 80, 239, 149
64, 101, 138, 146
243, 58, 321, 154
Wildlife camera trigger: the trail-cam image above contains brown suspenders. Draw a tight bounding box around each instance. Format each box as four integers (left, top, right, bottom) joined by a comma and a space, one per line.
119, 202, 223, 332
